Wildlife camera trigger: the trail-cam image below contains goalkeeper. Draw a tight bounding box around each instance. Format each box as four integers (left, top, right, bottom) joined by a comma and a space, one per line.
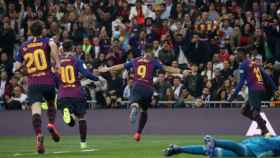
164, 135, 280, 158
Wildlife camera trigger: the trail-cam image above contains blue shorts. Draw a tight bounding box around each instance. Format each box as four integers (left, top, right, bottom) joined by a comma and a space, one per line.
130, 84, 153, 111
27, 84, 56, 105
57, 98, 88, 116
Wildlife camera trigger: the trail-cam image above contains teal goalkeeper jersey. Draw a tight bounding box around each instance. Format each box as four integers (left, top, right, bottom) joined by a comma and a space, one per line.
241, 136, 280, 157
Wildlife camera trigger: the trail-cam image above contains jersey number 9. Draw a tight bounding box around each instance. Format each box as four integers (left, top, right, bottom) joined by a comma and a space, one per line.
60, 65, 76, 84
137, 65, 147, 78
24, 49, 48, 74
253, 67, 263, 82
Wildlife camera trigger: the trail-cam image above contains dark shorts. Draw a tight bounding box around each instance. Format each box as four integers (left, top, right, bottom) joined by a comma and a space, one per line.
130, 84, 153, 111
57, 98, 87, 116
27, 84, 56, 105
248, 90, 266, 112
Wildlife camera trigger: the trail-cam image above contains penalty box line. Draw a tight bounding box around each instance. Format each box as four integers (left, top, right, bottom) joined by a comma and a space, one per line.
13, 148, 99, 157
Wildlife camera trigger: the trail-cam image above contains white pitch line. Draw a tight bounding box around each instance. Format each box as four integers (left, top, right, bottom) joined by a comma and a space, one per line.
14, 152, 37, 157
53, 151, 71, 154
81, 148, 98, 152
13, 148, 98, 157
13, 153, 22, 157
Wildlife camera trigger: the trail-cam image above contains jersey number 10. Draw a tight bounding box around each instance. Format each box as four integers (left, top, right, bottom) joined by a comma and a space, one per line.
60, 65, 76, 84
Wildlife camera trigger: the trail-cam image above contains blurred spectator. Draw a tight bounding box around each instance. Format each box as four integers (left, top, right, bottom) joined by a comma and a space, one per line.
3, 76, 18, 104
5, 86, 27, 110
123, 78, 133, 100
82, 69, 108, 108
0, 0, 279, 110
92, 53, 107, 69
220, 60, 233, 81
158, 40, 175, 65
105, 40, 123, 65
129, 0, 155, 25
176, 88, 195, 108
200, 87, 211, 107
173, 33, 189, 69
0, 71, 7, 110
0, 52, 14, 79
218, 46, 230, 62
162, 87, 174, 108
81, 37, 94, 62
201, 61, 215, 80
183, 64, 203, 98
96, 0, 117, 36
208, 3, 219, 21
152, 40, 161, 58
106, 71, 123, 108
171, 76, 183, 101
188, 33, 211, 65
154, 71, 171, 100
0, 16, 16, 60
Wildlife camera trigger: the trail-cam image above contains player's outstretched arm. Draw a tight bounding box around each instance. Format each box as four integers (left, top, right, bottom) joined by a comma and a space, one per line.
229, 65, 246, 101
77, 59, 99, 81
14, 51, 25, 73
49, 39, 60, 69
163, 66, 181, 74
99, 64, 125, 73
260, 67, 277, 92
14, 62, 23, 72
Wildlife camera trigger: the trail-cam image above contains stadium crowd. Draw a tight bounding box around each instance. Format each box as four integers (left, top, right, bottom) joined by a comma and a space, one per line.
0, 0, 280, 110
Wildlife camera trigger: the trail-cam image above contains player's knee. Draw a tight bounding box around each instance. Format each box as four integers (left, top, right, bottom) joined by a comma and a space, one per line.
131, 103, 139, 108
31, 103, 42, 115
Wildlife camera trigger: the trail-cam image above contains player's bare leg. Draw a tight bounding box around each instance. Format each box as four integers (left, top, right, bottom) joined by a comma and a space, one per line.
47, 99, 60, 142
31, 103, 44, 154
129, 103, 139, 132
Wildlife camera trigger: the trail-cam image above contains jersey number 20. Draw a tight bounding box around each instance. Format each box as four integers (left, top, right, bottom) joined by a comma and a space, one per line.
24, 49, 48, 74
60, 65, 76, 84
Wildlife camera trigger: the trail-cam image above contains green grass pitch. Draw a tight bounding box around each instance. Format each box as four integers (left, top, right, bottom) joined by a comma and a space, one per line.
0, 135, 276, 158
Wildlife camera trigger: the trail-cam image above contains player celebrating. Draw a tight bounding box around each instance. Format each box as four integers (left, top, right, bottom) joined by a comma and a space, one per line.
164, 135, 280, 158
15, 21, 61, 154
99, 46, 181, 142
228, 47, 277, 136
57, 40, 99, 149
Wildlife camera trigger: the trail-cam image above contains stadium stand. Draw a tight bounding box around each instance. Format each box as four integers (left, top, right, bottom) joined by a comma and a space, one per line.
0, 0, 280, 110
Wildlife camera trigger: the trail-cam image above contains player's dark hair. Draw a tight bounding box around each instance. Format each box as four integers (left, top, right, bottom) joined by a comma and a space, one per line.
63, 40, 74, 52
144, 44, 153, 54
30, 21, 43, 37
